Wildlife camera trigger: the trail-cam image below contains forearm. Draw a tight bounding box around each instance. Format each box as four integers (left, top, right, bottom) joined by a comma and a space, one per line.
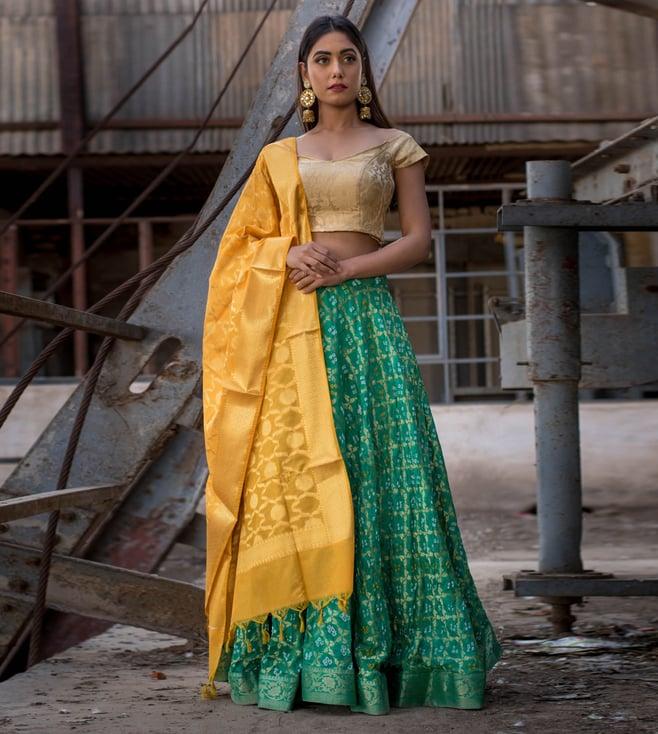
341, 233, 430, 279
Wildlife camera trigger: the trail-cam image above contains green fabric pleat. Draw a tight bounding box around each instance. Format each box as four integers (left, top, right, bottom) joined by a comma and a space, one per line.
213, 275, 503, 714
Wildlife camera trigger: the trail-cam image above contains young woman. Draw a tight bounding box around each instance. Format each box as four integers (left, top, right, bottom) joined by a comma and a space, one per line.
201, 14, 502, 716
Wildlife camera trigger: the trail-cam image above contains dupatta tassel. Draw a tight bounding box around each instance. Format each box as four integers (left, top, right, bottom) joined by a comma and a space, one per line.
200, 679, 218, 700
223, 625, 236, 654
298, 608, 305, 633
310, 598, 329, 626
337, 591, 350, 613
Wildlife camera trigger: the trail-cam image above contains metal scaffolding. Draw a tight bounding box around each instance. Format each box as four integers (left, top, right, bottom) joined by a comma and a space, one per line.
495, 117, 658, 632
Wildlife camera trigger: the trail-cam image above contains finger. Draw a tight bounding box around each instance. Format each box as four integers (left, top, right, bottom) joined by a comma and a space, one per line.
311, 248, 338, 266
296, 274, 316, 290
317, 256, 340, 272
290, 270, 306, 283
311, 245, 340, 267
311, 261, 333, 275
303, 258, 321, 271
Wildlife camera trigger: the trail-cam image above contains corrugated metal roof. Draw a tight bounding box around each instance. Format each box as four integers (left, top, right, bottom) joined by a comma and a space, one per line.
0, 0, 656, 155
382, 0, 658, 145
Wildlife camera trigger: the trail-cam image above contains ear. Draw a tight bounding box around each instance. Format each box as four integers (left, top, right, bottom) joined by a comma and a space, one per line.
298, 61, 308, 84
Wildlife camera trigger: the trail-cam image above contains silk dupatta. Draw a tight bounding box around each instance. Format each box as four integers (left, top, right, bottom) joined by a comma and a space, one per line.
201, 138, 354, 696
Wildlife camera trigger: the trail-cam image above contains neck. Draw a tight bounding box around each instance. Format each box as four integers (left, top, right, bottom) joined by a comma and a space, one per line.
313, 103, 362, 132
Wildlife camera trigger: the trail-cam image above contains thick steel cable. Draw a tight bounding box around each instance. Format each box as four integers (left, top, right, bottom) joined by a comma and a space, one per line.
0, 165, 249, 431
0, 0, 276, 350
26, 268, 161, 667
0, 0, 212, 239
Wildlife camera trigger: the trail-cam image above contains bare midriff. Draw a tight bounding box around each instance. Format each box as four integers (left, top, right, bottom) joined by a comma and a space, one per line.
309, 230, 381, 261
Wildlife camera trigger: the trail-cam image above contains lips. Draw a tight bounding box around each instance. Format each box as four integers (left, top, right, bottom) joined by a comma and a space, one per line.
328, 84, 347, 91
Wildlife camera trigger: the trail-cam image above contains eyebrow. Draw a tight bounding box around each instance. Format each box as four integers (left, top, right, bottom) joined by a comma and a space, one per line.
312, 48, 357, 56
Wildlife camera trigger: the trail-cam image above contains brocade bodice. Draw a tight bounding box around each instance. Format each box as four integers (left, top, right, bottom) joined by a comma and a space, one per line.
296, 130, 429, 246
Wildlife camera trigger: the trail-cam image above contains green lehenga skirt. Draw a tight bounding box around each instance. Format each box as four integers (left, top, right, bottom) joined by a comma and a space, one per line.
214, 275, 503, 715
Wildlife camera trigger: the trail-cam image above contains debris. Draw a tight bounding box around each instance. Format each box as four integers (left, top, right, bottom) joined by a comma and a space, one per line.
537, 692, 593, 701
150, 670, 167, 679
509, 634, 655, 655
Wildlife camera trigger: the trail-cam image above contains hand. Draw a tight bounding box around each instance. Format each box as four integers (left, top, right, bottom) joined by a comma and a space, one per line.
288, 262, 347, 293
286, 241, 341, 277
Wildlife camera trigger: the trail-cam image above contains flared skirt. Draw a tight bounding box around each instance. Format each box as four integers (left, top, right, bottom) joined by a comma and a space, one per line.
214, 275, 503, 714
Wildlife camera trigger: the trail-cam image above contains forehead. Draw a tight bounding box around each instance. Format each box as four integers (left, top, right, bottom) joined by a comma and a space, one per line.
309, 31, 359, 55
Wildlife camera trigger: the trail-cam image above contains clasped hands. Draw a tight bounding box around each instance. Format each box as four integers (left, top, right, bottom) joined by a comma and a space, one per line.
286, 242, 347, 294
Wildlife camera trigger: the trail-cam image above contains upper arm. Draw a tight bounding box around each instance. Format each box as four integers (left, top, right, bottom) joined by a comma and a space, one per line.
391, 134, 431, 249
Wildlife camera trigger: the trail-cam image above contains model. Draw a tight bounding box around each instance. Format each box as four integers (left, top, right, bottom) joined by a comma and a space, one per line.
200, 13, 503, 716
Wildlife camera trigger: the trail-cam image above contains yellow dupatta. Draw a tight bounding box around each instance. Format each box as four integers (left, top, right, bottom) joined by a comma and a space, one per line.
200, 138, 354, 696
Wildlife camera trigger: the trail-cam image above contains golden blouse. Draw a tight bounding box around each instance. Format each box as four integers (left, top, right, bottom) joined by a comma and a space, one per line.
296, 130, 429, 245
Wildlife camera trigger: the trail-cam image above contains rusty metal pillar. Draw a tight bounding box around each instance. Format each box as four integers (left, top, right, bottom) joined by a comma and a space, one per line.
55, 0, 88, 376
525, 161, 583, 632
138, 220, 155, 272
67, 169, 87, 375
0, 225, 20, 377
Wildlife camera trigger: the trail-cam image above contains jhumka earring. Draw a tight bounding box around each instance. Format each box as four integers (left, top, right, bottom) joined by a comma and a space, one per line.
299, 79, 316, 124
357, 74, 372, 120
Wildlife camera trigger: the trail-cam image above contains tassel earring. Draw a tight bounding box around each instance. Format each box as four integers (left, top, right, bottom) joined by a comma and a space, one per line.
299, 79, 316, 124
357, 74, 372, 120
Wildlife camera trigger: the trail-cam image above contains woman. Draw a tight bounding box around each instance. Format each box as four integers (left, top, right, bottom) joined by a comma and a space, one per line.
200, 14, 502, 716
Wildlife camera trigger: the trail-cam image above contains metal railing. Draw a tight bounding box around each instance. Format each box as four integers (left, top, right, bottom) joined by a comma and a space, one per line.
385, 182, 527, 403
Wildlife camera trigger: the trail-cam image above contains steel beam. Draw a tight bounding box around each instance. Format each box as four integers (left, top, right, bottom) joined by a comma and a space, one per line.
0, 542, 204, 641
0, 291, 147, 341
0, 485, 124, 523
504, 572, 658, 597
498, 202, 658, 231
572, 116, 658, 202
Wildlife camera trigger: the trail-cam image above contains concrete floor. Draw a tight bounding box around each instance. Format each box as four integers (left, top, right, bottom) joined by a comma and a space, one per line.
1, 510, 657, 733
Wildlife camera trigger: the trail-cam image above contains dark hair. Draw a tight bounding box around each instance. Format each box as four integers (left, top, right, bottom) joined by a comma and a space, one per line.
296, 15, 393, 131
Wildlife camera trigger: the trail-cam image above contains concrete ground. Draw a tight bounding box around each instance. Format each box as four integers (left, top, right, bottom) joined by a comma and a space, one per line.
1, 439, 657, 732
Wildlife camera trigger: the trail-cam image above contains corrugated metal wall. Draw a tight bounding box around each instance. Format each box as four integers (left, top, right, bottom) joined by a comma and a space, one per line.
1, 0, 656, 155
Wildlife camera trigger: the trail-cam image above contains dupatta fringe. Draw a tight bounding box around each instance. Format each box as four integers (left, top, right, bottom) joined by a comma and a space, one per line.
200, 591, 352, 698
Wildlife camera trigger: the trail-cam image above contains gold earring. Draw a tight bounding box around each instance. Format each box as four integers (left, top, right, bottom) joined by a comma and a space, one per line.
357, 74, 372, 120
299, 79, 316, 124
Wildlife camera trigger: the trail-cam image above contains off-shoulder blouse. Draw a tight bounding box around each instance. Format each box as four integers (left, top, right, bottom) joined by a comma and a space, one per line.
295, 130, 429, 246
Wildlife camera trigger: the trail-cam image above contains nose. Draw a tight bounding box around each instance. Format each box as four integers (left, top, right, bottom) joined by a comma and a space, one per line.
330, 61, 344, 78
